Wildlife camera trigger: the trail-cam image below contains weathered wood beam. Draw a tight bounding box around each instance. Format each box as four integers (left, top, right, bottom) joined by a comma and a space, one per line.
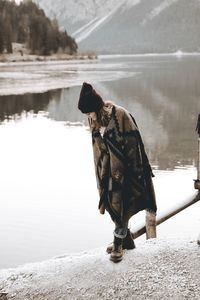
132, 192, 200, 239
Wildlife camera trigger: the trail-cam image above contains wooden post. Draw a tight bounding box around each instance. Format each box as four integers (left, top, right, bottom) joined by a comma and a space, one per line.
131, 192, 200, 240
146, 210, 156, 239
194, 114, 200, 190
195, 114, 200, 245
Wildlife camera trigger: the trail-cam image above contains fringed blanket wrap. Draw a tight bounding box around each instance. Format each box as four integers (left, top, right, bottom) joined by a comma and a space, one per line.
91, 105, 157, 226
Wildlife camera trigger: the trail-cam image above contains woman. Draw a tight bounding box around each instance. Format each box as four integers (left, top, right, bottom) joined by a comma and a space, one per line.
78, 82, 157, 263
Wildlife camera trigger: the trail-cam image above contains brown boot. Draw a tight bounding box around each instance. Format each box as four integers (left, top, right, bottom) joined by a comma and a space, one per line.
106, 243, 113, 254
106, 229, 135, 254
110, 237, 123, 263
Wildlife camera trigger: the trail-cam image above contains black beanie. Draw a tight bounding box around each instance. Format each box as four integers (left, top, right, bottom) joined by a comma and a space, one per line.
78, 82, 104, 113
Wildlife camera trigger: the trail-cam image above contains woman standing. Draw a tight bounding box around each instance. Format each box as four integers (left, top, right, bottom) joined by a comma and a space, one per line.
78, 82, 157, 263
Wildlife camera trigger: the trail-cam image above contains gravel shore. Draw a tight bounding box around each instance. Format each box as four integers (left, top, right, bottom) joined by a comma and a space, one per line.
0, 238, 200, 300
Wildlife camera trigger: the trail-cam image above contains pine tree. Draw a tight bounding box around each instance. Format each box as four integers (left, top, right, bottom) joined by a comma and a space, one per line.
0, 0, 78, 56
4, 17, 13, 53
0, 17, 4, 53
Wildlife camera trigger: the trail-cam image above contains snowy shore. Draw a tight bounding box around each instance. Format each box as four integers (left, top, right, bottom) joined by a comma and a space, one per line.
0, 43, 96, 63
0, 52, 96, 63
0, 238, 200, 300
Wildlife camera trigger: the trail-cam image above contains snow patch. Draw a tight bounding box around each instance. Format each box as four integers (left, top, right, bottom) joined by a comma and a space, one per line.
73, 2, 125, 43
73, 0, 141, 43
37, 0, 125, 25
99, 52, 200, 59
174, 50, 184, 57
72, 17, 99, 37
142, 0, 179, 25
121, 0, 141, 10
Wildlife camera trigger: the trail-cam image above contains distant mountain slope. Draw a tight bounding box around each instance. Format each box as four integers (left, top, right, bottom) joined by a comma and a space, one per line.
35, 0, 200, 54
34, 0, 125, 34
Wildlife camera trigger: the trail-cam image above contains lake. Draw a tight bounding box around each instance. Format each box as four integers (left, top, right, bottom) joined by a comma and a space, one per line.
0, 55, 200, 269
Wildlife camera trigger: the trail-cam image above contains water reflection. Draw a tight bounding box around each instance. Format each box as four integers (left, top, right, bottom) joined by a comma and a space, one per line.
0, 56, 199, 170
0, 90, 61, 122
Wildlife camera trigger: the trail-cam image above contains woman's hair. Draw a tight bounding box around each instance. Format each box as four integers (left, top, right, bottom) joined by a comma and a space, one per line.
90, 101, 114, 130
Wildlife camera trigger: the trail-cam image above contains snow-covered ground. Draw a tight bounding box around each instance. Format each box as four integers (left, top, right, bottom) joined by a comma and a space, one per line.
0, 238, 200, 299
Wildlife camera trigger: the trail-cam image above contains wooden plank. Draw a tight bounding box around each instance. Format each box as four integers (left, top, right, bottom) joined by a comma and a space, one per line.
132, 192, 200, 239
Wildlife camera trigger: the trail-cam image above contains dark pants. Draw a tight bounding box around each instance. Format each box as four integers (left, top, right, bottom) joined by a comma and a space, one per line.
111, 190, 128, 239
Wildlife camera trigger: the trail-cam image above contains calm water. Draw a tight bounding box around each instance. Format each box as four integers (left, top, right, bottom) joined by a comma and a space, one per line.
0, 55, 200, 269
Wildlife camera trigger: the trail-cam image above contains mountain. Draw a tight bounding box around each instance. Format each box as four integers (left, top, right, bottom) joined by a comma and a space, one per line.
34, 0, 200, 54
33, 0, 124, 34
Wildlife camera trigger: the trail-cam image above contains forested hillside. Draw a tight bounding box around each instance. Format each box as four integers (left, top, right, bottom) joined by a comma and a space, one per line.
0, 0, 77, 55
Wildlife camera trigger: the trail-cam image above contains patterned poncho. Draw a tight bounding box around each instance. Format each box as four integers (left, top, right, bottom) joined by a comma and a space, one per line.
91, 105, 157, 226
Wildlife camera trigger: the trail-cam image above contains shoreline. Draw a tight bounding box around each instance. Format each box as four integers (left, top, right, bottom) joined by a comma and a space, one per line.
1, 49, 200, 63
0, 238, 200, 299
0, 52, 97, 63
